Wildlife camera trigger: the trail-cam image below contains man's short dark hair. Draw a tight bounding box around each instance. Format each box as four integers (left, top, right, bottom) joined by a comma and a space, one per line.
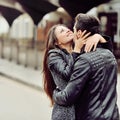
74, 13, 101, 35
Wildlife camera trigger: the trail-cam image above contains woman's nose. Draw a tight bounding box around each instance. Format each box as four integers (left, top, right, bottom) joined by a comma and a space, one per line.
67, 29, 71, 33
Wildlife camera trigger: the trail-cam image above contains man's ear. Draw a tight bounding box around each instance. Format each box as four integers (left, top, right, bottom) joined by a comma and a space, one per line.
76, 30, 82, 38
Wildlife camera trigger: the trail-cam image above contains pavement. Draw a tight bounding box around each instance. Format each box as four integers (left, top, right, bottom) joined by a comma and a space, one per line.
0, 75, 52, 120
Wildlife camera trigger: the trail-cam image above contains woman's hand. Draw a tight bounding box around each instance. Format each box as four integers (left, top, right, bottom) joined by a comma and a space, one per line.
73, 30, 91, 53
84, 34, 107, 52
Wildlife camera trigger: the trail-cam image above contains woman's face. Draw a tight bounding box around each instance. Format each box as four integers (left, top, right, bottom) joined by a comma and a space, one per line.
55, 25, 74, 45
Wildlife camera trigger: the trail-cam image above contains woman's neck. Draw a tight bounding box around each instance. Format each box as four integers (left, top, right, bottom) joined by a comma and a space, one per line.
60, 43, 73, 53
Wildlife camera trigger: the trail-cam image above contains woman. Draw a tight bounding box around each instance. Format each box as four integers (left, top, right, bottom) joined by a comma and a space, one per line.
43, 24, 111, 120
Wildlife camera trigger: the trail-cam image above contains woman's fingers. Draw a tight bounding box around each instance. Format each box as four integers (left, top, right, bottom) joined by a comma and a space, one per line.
80, 30, 91, 39
93, 43, 97, 51
84, 42, 92, 52
82, 32, 91, 39
84, 40, 98, 52
81, 30, 87, 37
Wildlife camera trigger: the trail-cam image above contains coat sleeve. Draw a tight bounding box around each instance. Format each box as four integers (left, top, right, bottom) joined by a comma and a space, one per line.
53, 56, 91, 106
48, 50, 76, 79
100, 35, 113, 52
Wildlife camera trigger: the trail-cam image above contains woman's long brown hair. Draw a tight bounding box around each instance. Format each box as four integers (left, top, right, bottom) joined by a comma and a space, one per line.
43, 24, 61, 105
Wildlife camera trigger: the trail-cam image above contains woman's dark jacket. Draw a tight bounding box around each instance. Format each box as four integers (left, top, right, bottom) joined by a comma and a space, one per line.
48, 48, 76, 120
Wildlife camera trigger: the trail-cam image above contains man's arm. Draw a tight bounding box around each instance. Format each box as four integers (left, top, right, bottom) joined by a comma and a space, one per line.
53, 56, 91, 106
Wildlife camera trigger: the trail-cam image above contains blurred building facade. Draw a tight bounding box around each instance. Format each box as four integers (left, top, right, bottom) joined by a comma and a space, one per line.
0, 0, 120, 70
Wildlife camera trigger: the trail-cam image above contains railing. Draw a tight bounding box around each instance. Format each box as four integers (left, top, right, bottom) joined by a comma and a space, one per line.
0, 37, 45, 70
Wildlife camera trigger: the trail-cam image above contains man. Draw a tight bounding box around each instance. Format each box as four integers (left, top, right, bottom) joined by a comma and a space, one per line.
53, 13, 119, 120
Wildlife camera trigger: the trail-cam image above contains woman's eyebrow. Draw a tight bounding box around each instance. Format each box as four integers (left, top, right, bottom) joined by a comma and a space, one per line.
60, 29, 64, 33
